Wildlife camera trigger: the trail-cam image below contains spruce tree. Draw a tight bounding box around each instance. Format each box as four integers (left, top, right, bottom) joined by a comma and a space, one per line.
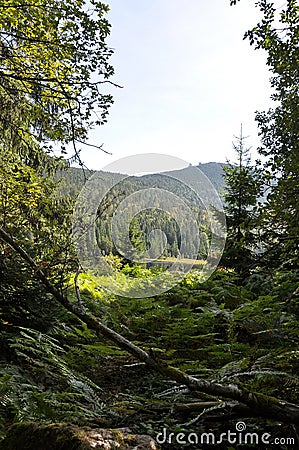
222, 126, 263, 277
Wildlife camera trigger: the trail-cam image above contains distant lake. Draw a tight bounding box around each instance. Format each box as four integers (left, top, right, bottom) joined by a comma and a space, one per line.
145, 258, 206, 270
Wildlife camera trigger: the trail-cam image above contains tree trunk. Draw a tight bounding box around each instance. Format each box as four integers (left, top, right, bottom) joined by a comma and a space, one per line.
1, 226, 299, 425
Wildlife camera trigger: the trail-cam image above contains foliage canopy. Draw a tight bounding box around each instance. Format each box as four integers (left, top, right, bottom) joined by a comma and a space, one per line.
0, 0, 114, 160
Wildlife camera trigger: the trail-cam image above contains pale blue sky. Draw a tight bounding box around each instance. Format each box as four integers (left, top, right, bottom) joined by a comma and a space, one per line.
83, 0, 272, 170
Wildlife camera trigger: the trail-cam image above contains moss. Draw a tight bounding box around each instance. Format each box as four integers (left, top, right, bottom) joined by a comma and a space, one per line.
0, 423, 157, 450
0, 423, 93, 450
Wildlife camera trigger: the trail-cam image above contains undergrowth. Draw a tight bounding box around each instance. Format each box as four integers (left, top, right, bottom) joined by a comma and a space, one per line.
1, 268, 298, 448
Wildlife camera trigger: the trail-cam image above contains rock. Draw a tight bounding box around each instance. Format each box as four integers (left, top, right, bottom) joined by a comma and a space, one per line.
0, 423, 159, 450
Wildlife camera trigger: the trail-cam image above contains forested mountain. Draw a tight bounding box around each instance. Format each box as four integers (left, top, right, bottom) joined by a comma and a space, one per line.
56, 162, 225, 261
197, 162, 226, 193
56, 161, 225, 197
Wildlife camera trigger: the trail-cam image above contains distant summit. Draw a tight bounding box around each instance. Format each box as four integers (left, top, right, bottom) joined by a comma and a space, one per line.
197, 162, 225, 193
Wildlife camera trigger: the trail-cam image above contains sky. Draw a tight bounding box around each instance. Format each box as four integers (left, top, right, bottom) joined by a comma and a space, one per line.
81, 0, 273, 171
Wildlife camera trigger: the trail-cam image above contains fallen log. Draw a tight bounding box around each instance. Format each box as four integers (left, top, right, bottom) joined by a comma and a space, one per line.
1, 226, 299, 425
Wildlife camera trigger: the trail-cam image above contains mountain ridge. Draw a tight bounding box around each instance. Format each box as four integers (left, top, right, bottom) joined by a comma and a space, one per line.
56, 162, 226, 197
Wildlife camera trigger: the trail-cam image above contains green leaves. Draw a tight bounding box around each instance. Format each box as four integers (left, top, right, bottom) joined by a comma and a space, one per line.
0, 0, 115, 152
244, 1, 299, 270
0, 327, 105, 428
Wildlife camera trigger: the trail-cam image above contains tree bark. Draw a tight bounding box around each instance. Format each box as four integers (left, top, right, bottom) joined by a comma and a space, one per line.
1, 226, 299, 425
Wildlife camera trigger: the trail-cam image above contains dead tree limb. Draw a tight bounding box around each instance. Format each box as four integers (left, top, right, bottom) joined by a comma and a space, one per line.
1, 226, 299, 425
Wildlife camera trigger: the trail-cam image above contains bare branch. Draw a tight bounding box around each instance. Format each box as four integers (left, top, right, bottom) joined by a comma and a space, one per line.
75, 140, 111, 155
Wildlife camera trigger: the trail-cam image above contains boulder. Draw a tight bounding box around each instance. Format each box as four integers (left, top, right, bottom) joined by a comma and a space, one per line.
0, 423, 158, 450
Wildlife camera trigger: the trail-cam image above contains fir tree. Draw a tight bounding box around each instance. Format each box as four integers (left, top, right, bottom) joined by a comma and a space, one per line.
222, 126, 263, 277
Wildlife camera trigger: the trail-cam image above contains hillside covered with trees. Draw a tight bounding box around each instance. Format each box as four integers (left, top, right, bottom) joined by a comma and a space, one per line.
56, 162, 225, 261
0, 0, 298, 449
